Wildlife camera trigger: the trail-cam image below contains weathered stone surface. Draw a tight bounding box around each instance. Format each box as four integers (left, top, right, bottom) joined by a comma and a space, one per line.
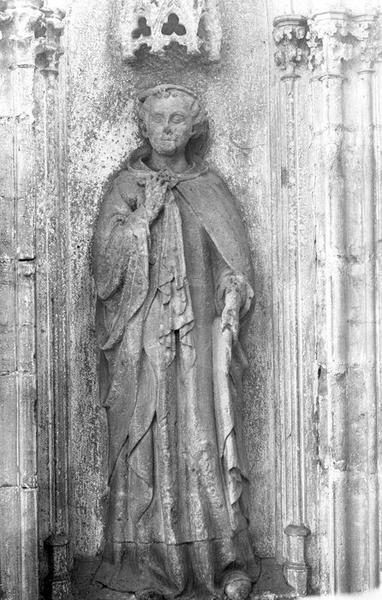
0, 374, 18, 485
61, 1, 382, 597
0, 487, 22, 597
0, 488, 38, 597
0, 119, 14, 197
0, 0, 382, 598
0, 259, 16, 374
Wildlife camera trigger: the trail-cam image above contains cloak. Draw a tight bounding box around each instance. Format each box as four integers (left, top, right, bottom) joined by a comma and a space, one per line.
92, 156, 254, 478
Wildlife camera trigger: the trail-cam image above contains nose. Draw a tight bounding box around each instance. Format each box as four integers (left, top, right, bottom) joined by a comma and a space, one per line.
163, 119, 172, 134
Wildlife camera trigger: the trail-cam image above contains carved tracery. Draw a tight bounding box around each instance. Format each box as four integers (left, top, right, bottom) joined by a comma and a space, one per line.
119, 0, 222, 61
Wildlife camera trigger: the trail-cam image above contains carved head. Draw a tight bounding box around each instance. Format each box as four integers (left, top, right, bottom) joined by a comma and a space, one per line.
136, 84, 208, 158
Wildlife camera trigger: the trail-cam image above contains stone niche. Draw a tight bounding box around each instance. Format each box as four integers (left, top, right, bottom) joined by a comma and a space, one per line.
66, 0, 278, 595
0, 0, 381, 599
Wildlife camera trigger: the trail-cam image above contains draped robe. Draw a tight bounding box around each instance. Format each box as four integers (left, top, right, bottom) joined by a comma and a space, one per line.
92, 153, 260, 598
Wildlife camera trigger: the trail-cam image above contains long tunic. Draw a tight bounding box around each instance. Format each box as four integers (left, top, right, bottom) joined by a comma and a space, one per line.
92, 154, 259, 598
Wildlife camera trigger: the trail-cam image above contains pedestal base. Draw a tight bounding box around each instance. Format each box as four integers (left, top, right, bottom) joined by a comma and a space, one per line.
72, 557, 296, 600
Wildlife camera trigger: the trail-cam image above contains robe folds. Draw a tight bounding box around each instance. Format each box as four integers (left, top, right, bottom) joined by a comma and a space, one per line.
92, 152, 260, 598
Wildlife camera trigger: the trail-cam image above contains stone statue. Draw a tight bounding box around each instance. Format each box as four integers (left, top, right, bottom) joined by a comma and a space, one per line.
92, 84, 260, 600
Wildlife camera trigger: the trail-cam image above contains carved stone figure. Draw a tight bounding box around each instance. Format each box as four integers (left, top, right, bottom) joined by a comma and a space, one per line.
92, 84, 259, 600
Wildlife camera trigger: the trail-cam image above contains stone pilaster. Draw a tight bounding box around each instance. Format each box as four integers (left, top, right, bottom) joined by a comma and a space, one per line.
273, 15, 311, 597
0, 2, 68, 598
0, 4, 42, 598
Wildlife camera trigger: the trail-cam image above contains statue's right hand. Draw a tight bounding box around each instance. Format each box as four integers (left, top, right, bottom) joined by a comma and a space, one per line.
144, 173, 168, 222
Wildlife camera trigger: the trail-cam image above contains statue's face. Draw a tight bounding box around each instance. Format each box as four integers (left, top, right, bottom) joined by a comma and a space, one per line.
143, 94, 194, 156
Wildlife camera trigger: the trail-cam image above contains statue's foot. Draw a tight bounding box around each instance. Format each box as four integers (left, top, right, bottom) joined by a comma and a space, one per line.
223, 571, 252, 600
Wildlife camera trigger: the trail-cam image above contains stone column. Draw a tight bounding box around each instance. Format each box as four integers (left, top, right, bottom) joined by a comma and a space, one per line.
0, 2, 67, 599
308, 11, 351, 593
34, 8, 71, 600
342, 13, 380, 593
273, 15, 311, 596
308, 10, 380, 594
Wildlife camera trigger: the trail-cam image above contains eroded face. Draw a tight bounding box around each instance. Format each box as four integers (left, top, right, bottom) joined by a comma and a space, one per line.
143, 94, 194, 156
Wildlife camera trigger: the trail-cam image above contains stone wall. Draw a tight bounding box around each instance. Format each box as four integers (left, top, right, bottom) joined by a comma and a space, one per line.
0, 0, 381, 599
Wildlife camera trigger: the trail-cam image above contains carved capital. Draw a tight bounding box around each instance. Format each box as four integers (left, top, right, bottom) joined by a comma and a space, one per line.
6, 3, 42, 66
35, 7, 65, 75
273, 15, 308, 77
351, 14, 381, 71
0, 1, 13, 40
308, 11, 380, 76
307, 11, 353, 77
0, 3, 65, 72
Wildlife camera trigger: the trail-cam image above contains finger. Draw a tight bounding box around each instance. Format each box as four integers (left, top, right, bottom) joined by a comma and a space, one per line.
154, 178, 167, 189
145, 177, 154, 190
154, 173, 164, 184
151, 178, 166, 191
147, 173, 158, 186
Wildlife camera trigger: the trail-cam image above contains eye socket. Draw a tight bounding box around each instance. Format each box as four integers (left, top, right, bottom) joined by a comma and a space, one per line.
151, 113, 164, 123
171, 114, 186, 124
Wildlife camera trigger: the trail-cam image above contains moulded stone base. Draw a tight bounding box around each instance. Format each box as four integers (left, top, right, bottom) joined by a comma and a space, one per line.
252, 558, 297, 600
72, 557, 296, 600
